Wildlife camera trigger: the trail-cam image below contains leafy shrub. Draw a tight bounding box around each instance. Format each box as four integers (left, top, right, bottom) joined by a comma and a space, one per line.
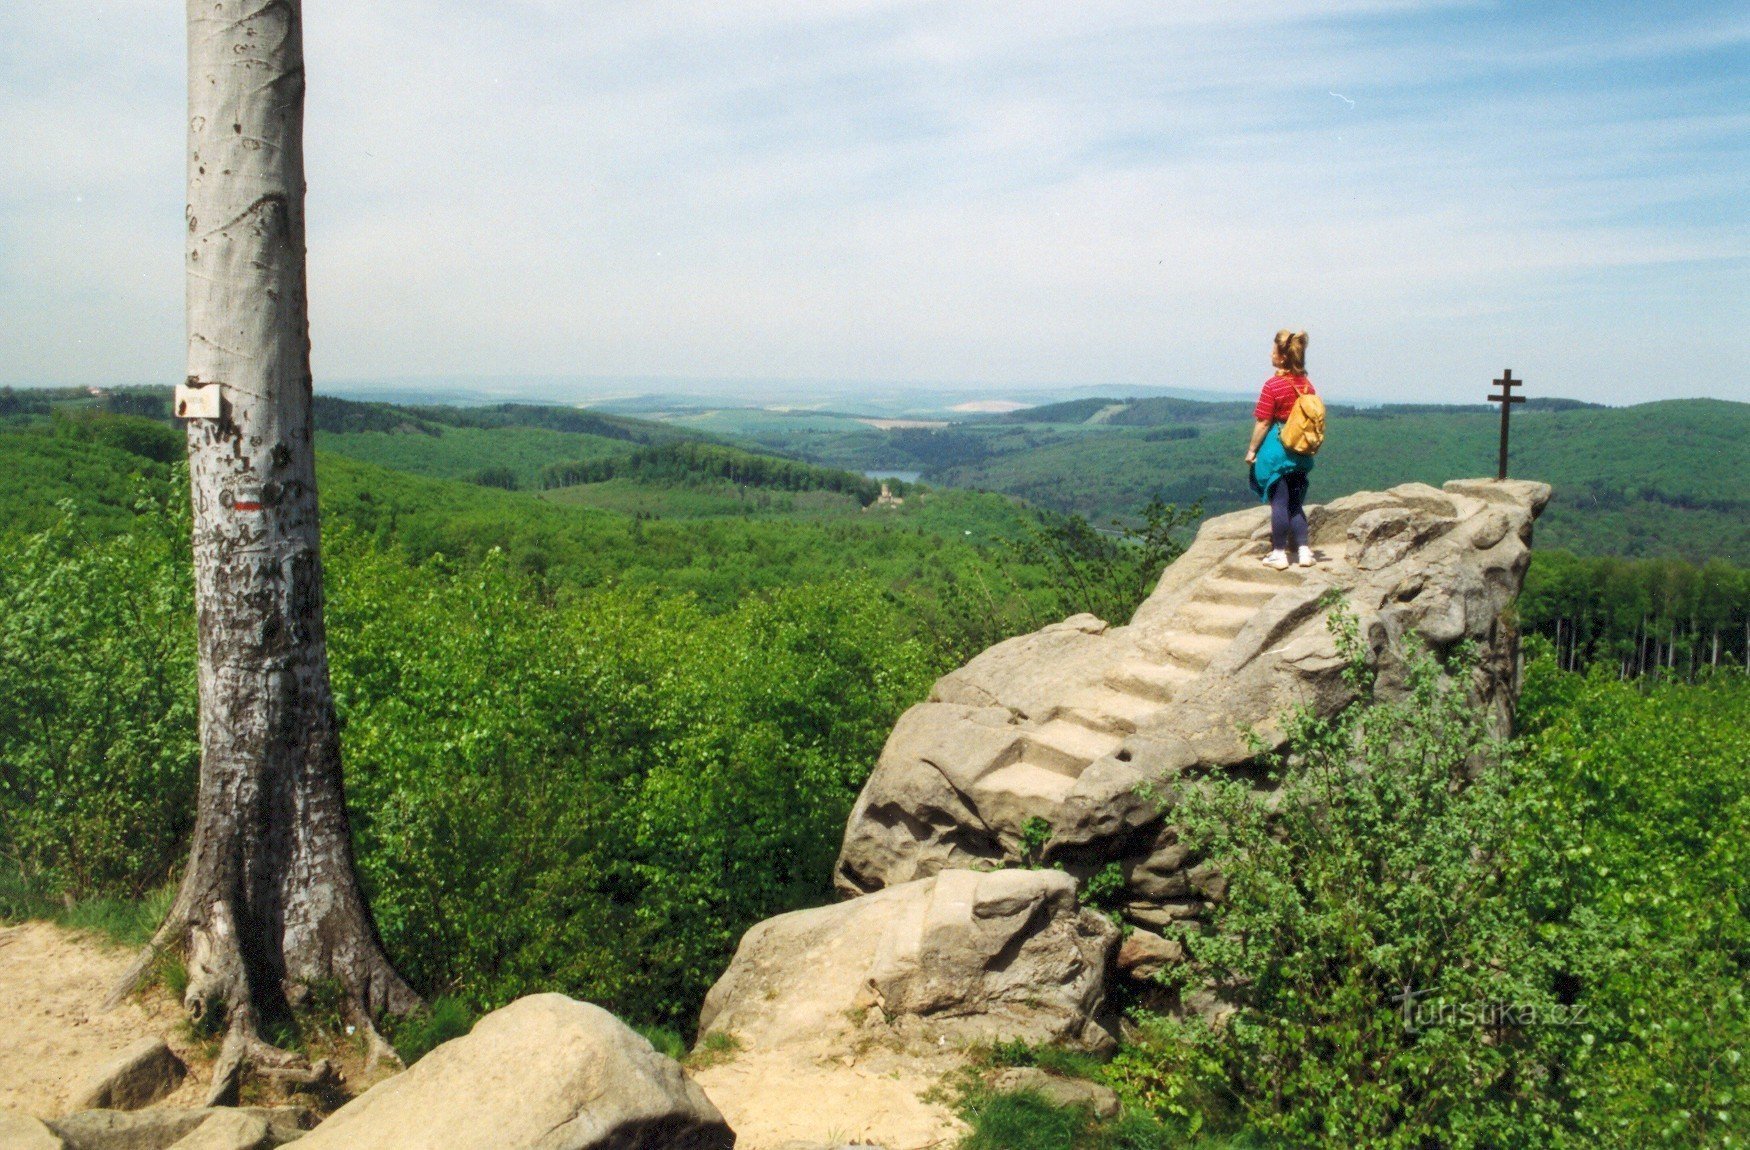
1108, 622, 1750, 1147
1112, 617, 1574, 1147
0, 486, 198, 898
327, 534, 942, 1025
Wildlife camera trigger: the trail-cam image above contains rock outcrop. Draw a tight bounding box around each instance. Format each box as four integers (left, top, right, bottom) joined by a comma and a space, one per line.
700, 868, 1119, 1055
69, 1040, 186, 1114
834, 479, 1550, 931
0, 1113, 65, 1150
295, 995, 732, 1150
41, 1107, 312, 1150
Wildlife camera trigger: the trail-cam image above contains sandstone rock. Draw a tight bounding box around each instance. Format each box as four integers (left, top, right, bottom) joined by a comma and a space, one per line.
1114, 928, 1183, 981
0, 1112, 66, 1150
988, 1068, 1121, 1120
294, 994, 731, 1150
45, 1108, 311, 1150
162, 1113, 270, 1150
699, 869, 1119, 1055
835, 479, 1549, 942
70, 1039, 185, 1113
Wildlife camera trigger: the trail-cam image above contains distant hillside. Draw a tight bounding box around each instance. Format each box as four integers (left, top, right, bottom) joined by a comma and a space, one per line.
0, 414, 1044, 614
932, 398, 1750, 563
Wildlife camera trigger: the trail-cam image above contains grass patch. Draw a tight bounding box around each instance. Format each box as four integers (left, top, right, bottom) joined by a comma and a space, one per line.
53, 884, 175, 947
957, 1088, 1224, 1150
682, 1030, 740, 1070
979, 1039, 1109, 1082
633, 1023, 688, 1061
388, 995, 478, 1065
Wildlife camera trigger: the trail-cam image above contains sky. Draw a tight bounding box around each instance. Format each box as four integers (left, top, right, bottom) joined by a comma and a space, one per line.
1, 1, 1745, 406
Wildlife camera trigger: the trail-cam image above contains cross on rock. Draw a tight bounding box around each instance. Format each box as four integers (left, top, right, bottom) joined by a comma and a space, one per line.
1488, 369, 1525, 480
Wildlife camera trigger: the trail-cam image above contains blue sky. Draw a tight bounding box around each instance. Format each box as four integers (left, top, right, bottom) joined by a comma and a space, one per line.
1, 1, 1745, 405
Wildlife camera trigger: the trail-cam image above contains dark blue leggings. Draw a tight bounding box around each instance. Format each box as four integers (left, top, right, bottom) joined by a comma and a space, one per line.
1270, 472, 1309, 551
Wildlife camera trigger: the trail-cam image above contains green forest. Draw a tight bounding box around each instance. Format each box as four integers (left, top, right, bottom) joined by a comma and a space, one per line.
639, 393, 1750, 564
2, 395, 1747, 1146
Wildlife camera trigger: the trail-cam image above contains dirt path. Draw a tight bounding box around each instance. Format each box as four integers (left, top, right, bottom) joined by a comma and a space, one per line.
0, 922, 204, 1118
691, 1043, 966, 1150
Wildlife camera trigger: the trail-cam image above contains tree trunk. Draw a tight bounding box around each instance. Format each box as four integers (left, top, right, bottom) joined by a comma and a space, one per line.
111, 0, 415, 1100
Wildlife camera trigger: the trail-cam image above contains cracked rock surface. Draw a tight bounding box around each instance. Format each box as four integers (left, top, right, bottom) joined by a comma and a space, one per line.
834, 479, 1550, 930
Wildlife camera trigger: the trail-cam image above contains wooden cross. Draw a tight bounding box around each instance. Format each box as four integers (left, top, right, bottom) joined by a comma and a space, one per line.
1488, 369, 1524, 480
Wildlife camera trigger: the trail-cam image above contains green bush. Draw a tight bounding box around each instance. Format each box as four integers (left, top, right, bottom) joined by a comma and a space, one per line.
326, 533, 941, 1025
0, 486, 198, 898
1110, 618, 1573, 1147
1105, 624, 1750, 1147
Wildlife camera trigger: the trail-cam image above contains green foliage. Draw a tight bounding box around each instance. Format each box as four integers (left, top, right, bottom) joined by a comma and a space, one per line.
954, 1080, 1220, 1150
1119, 617, 1571, 1146
735, 396, 1750, 563
0, 860, 56, 922
538, 440, 888, 505
387, 996, 479, 1065
1019, 817, 1054, 867
1521, 549, 1750, 677
1107, 624, 1749, 1147
1013, 497, 1201, 627
52, 409, 183, 464
325, 535, 945, 1024
959, 1090, 1091, 1150
54, 884, 175, 947
1513, 659, 1750, 1146
0, 482, 198, 899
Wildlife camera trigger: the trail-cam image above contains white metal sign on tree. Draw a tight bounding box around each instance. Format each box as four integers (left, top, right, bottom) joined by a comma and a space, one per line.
112, 0, 418, 1101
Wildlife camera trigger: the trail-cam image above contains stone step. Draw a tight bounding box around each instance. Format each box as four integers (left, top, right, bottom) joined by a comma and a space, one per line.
1057, 687, 1161, 734
1193, 575, 1282, 609
1021, 718, 1125, 773
978, 761, 1080, 805
1171, 598, 1257, 639
1213, 561, 1306, 588
1104, 659, 1197, 702
1151, 629, 1232, 672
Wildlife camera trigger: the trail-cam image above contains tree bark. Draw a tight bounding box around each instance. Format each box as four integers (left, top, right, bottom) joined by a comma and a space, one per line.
112, 0, 415, 1099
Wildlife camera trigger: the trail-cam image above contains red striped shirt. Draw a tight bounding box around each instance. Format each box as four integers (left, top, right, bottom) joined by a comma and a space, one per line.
1255, 373, 1315, 423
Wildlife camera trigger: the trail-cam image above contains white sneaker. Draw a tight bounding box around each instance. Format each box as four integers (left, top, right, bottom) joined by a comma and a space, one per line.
1298, 546, 1315, 567
1261, 550, 1290, 570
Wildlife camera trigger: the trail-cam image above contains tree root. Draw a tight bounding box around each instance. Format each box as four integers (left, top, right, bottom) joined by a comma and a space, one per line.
207, 1017, 311, 1107
107, 896, 414, 1105
356, 1011, 404, 1074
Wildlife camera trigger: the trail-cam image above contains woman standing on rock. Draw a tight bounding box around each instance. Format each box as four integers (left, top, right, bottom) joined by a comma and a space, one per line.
1245, 329, 1318, 569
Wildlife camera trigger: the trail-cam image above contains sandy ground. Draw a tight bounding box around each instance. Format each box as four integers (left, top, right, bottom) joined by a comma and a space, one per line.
0, 922, 205, 1119
692, 1042, 966, 1150
0, 921, 964, 1147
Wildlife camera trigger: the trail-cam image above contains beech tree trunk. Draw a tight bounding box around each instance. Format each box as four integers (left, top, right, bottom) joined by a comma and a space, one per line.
114, 0, 416, 1099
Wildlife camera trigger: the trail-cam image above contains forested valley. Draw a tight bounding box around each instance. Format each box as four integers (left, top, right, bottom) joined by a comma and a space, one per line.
2, 389, 1747, 1146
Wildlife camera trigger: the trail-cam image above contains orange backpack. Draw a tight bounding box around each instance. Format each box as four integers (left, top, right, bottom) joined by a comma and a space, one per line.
1280, 380, 1326, 455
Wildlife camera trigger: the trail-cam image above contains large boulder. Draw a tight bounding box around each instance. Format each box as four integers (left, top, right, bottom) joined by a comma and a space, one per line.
295, 995, 731, 1150
699, 868, 1119, 1054
834, 479, 1551, 932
